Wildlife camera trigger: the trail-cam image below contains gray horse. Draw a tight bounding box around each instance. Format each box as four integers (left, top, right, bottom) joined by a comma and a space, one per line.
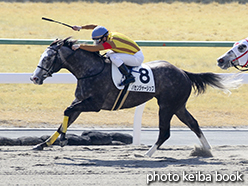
31, 37, 230, 157
218, 37, 248, 71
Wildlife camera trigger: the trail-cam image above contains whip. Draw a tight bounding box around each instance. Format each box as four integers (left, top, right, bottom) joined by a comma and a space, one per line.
42, 17, 73, 29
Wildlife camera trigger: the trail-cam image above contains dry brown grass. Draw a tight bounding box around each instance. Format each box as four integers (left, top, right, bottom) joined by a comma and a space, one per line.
0, 2, 248, 128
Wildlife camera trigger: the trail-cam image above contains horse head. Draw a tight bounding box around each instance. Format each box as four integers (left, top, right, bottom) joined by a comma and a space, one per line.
217, 37, 248, 71
30, 37, 75, 85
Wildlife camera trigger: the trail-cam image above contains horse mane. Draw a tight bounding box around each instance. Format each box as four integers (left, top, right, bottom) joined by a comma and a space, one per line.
50, 37, 77, 49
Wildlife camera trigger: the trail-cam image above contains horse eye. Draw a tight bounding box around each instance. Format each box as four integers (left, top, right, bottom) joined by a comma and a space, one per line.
238, 44, 247, 52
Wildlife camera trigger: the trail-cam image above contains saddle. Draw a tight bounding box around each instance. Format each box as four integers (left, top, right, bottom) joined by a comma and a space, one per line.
98, 52, 155, 93
111, 63, 155, 93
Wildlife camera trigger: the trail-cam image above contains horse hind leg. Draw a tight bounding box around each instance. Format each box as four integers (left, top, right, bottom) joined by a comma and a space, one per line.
175, 106, 211, 150
145, 108, 173, 157
145, 126, 171, 157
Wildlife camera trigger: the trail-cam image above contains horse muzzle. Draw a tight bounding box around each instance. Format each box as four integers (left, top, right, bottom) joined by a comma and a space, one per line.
217, 56, 232, 70
217, 57, 226, 69
30, 75, 44, 85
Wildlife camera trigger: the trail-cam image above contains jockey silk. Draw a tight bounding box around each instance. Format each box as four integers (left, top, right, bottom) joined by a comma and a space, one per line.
106, 32, 140, 55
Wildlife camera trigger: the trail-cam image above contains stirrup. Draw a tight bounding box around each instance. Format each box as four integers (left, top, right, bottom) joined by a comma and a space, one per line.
119, 75, 135, 86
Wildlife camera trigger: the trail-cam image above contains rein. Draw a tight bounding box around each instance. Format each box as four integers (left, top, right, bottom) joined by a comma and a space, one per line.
78, 52, 106, 80
231, 61, 248, 72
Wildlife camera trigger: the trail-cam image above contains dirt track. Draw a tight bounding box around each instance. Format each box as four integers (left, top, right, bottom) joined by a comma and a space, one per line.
0, 145, 247, 185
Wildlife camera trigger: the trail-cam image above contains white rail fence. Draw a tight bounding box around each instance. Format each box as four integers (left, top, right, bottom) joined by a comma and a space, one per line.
1, 73, 247, 84
0, 73, 76, 84
1, 73, 247, 145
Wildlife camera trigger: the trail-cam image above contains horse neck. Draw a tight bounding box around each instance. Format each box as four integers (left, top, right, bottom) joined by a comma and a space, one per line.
61, 47, 104, 80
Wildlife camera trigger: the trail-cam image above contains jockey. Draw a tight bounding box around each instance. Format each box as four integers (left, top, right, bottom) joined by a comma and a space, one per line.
72, 24, 144, 86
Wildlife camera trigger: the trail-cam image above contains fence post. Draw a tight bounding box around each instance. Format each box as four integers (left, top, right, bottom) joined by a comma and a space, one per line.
132, 102, 146, 145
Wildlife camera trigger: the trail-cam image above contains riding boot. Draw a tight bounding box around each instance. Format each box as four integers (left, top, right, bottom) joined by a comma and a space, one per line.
118, 64, 135, 86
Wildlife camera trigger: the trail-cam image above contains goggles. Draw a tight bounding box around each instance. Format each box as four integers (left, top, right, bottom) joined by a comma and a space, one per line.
92, 31, 109, 44
93, 37, 102, 44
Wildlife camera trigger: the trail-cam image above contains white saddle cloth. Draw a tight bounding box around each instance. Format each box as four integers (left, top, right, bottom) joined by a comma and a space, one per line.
111, 63, 155, 93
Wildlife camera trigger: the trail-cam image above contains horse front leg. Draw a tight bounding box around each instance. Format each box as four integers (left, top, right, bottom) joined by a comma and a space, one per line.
59, 97, 101, 145
32, 111, 81, 150
33, 130, 60, 150
33, 97, 102, 150
58, 111, 81, 147
33, 99, 83, 150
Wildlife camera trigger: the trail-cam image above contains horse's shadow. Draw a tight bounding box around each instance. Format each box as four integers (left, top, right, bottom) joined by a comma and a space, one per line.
54, 156, 223, 169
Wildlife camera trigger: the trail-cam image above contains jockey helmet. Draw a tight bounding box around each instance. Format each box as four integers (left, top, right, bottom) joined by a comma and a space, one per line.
91, 26, 109, 40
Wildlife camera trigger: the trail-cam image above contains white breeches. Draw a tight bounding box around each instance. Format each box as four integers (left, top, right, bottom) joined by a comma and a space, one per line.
107, 50, 144, 67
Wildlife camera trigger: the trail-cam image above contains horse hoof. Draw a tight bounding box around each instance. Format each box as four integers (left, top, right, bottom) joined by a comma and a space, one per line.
33, 144, 44, 151
60, 140, 68, 147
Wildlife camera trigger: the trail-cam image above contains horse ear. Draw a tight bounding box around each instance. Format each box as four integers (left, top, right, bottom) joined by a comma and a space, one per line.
63, 36, 77, 49
55, 37, 71, 49
63, 36, 72, 43
50, 38, 60, 47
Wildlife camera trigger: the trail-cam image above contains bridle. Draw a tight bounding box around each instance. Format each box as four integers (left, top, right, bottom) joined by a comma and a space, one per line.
37, 45, 106, 80
231, 39, 248, 72
231, 61, 248, 72
37, 47, 60, 78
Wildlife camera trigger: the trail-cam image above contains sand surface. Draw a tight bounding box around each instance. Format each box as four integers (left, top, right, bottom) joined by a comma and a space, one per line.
0, 145, 247, 185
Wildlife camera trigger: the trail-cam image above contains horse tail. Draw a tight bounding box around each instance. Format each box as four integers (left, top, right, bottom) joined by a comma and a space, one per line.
183, 71, 242, 95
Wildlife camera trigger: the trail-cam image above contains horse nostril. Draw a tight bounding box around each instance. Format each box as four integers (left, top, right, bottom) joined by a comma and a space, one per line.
218, 58, 224, 63
30, 76, 39, 82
